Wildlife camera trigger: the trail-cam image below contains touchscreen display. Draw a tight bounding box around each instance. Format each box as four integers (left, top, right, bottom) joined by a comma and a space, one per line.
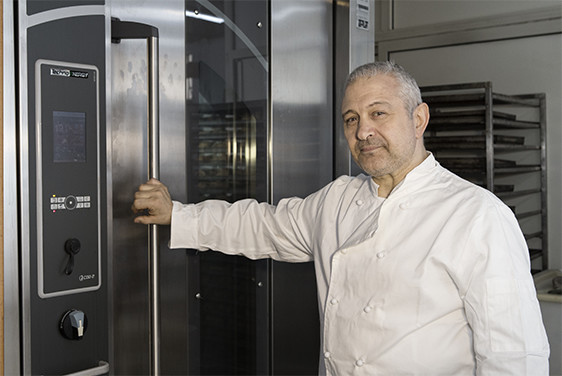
53, 111, 86, 163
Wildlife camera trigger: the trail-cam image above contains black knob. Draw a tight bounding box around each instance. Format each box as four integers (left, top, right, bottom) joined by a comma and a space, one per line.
65, 238, 81, 255
64, 238, 81, 275
65, 195, 77, 210
60, 309, 88, 340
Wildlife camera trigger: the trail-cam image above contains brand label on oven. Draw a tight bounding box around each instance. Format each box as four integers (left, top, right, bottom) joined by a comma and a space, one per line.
50, 67, 89, 79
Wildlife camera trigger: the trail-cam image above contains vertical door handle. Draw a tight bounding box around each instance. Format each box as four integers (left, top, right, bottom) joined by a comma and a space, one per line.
112, 19, 161, 376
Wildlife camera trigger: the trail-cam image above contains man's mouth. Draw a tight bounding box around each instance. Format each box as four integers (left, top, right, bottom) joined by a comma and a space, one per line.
361, 145, 380, 153
359, 142, 384, 154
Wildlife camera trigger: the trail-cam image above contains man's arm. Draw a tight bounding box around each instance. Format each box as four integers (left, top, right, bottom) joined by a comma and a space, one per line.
132, 178, 319, 262
457, 203, 550, 375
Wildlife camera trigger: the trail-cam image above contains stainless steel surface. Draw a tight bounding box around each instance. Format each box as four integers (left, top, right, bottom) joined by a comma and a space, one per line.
104, 7, 114, 372
147, 34, 161, 376
3, 0, 21, 374
108, 1, 187, 374
269, 0, 333, 374
334, 0, 353, 177
26, 5, 106, 28
148, 36, 160, 183
334, 0, 375, 177
349, 0, 376, 73
16, 2, 32, 373
270, 0, 333, 201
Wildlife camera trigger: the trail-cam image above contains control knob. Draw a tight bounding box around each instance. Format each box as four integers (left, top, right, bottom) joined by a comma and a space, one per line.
64, 238, 81, 275
60, 309, 88, 340
65, 195, 77, 210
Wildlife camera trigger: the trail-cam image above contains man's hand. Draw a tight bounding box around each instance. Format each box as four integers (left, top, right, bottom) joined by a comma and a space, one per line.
131, 178, 173, 225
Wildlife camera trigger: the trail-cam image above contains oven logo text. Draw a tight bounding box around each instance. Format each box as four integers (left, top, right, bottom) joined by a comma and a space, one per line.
79, 274, 96, 282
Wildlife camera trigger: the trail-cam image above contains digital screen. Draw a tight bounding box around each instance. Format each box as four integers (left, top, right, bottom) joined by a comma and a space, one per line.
53, 111, 86, 163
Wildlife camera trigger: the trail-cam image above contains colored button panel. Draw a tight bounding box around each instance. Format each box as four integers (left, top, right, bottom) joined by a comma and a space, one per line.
49, 195, 92, 211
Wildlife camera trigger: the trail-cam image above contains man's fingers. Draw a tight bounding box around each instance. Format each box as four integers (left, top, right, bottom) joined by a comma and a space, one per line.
131, 197, 151, 214
132, 180, 167, 212
133, 190, 155, 202
133, 214, 152, 224
131, 179, 173, 225
137, 178, 163, 191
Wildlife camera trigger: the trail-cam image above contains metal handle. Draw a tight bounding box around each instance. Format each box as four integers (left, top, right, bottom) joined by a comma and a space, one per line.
112, 19, 161, 376
61, 361, 110, 376
147, 33, 161, 376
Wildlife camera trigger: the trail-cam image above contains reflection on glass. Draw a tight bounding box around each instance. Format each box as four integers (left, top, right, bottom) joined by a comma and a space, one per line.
185, 0, 268, 374
195, 105, 258, 201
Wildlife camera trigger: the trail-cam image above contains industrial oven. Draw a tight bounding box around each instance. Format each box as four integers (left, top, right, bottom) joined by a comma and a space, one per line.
3, 0, 374, 374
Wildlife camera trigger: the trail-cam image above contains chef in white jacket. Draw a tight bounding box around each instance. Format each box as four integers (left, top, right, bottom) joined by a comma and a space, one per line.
132, 61, 550, 375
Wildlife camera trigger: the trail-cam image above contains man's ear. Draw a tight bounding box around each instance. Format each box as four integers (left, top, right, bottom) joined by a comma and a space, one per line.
413, 102, 430, 139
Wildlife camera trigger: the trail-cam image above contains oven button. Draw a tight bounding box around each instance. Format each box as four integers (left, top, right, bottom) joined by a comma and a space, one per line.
65, 195, 77, 210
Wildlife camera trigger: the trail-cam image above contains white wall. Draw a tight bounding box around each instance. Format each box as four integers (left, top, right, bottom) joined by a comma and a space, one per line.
391, 0, 560, 29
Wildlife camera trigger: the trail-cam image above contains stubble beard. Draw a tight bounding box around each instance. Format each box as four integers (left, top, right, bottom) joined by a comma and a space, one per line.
355, 140, 416, 179
354, 139, 391, 177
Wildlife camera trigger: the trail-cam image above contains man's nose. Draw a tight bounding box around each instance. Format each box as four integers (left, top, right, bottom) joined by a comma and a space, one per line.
356, 118, 375, 141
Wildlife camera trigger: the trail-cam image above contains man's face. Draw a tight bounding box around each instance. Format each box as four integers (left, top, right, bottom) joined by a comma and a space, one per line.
341, 74, 424, 179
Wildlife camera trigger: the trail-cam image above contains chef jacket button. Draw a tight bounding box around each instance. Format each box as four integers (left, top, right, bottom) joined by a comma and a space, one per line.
355, 359, 365, 367
399, 201, 410, 209
376, 251, 386, 259
356, 199, 364, 206
324, 351, 331, 359
341, 249, 348, 254
330, 298, 338, 305
363, 305, 372, 313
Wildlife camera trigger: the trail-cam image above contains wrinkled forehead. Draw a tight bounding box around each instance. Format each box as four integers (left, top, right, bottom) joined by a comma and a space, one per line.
342, 75, 402, 110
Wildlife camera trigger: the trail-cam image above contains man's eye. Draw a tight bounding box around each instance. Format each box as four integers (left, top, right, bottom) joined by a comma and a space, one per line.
373, 111, 386, 117
345, 117, 358, 126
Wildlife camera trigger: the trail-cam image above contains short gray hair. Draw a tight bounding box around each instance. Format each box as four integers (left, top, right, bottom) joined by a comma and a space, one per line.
345, 61, 422, 116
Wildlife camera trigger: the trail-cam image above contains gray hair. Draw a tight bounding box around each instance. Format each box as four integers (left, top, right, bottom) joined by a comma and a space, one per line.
345, 61, 422, 116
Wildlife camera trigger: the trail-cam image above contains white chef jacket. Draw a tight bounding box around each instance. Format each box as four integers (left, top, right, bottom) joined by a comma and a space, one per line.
170, 153, 550, 375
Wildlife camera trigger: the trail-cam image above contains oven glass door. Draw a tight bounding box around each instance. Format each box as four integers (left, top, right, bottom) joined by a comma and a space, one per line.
185, 0, 269, 374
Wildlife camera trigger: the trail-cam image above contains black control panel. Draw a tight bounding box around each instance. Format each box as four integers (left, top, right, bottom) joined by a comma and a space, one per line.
24, 9, 108, 374
35, 60, 101, 298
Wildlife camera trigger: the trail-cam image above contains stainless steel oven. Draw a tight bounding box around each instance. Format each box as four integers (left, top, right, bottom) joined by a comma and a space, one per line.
3, 0, 373, 374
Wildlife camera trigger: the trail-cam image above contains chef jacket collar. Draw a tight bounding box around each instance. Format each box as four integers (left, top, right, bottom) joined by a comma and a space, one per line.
368, 152, 436, 198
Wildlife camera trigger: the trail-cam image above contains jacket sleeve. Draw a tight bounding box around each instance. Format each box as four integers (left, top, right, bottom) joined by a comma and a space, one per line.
455, 202, 550, 375
169, 193, 326, 262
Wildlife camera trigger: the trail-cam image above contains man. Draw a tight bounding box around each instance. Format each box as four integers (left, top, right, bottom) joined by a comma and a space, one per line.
132, 61, 550, 375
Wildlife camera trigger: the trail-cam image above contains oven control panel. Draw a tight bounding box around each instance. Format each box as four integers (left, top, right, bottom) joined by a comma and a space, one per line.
35, 60, 101, 298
